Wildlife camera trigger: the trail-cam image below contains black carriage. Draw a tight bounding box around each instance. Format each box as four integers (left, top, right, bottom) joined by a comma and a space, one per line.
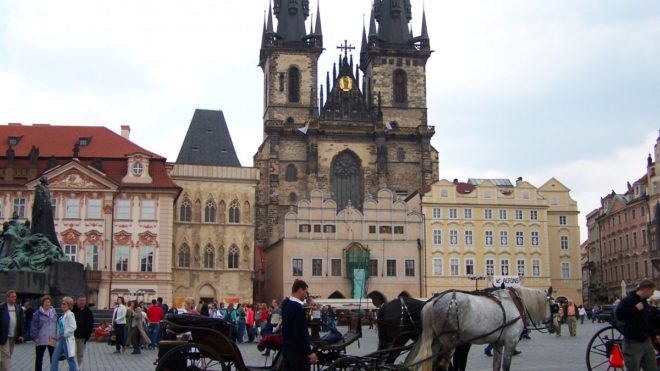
155, 314, 282, 371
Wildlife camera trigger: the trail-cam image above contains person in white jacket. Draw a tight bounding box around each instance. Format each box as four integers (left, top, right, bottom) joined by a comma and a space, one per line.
50, 297, 77, 371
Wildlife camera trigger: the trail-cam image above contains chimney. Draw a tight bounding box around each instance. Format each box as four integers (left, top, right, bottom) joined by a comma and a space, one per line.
121, 125, 131, 140
516, 177, 523, 185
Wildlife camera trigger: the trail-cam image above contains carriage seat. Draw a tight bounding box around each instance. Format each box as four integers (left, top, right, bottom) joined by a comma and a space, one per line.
164, 313, 234, 337
316, 315, 362, 351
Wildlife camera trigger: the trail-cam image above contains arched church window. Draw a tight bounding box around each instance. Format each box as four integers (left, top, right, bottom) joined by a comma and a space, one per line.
203, 245, 215, 269
393, 69, 407, 103
288, 66, 300, 103
286, 164, 297, 182
178, 245, 190, 268
229, 199, 240, 224
180, 199, 192, 222
204, 200, 216, 223
228, 245, 240, 269
331, 151, 364, 211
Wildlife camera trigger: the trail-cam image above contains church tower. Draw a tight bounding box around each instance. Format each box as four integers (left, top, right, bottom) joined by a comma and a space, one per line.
254, 1, 439, 298
259, 0, 323, 136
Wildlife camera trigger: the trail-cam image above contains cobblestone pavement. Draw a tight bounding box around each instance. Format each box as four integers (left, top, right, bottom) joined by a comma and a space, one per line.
7, 321, 608, 370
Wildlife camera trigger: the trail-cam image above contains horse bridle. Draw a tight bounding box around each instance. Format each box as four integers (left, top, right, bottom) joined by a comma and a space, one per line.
522, 295, 556, 334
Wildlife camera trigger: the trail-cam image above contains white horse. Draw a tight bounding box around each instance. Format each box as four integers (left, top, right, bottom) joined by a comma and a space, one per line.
405, 286, 554, 371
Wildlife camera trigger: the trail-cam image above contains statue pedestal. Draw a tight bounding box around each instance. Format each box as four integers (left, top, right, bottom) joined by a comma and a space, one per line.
0, 261, 87, 298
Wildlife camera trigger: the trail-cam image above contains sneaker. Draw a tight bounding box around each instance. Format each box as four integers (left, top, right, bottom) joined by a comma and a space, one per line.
512, 350, 522, 356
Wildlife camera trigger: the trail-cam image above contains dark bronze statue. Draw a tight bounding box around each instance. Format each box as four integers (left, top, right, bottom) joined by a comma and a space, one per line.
0, 177, 66, 272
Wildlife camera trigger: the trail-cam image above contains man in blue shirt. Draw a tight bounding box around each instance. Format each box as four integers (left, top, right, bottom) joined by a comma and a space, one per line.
281, 280, 318, 370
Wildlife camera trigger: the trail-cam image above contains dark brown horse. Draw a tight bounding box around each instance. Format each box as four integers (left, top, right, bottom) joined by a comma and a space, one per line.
376, 296, 471, 371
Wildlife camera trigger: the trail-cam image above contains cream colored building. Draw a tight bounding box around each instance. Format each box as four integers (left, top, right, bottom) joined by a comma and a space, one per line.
170, 109, 259, 305
411, 178, 581, 302
263, 188, 424, 305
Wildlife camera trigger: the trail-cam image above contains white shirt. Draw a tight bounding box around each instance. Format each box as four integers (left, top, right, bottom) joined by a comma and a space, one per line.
113, 304, 127, 325
289, 296, 305, 306
7, 304, 16, 337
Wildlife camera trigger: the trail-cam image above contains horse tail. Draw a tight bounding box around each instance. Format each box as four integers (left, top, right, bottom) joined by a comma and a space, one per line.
405, 299, 435, 371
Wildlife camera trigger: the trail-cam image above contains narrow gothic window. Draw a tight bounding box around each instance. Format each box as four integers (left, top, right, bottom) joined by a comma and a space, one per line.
228, 245, 240, 269
229, 199, 240, 223
393, 69, 407, 103
288, 67, 300, 103
204, 200, 216, 223
178, 245, 190, 268
203, 245, 215, 269
331, 151, 364, 211
180, 200, 192, 222
286, 164, 297, 181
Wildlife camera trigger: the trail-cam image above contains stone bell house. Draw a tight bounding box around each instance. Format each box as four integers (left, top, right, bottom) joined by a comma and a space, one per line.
169, 109, 259, 306
410, 177, 582, 303
263, 188, 424, 305
0, 123, 181, 309
254, 0, 439, 302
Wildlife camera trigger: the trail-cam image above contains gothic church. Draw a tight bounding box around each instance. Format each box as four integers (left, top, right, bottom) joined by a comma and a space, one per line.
254, 0, 439, 299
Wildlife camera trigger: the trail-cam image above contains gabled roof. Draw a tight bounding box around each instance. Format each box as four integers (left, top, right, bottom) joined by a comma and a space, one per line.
176, 109, 241, 167
0, 124, 162, 159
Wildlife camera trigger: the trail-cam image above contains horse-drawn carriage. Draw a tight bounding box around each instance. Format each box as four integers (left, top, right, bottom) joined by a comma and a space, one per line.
585, 304, 660, 371
154, 312, 364, 371
327, 286, 555, 371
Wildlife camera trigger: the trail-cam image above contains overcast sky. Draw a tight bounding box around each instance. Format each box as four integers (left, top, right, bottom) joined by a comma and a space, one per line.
2, 0, 660, 239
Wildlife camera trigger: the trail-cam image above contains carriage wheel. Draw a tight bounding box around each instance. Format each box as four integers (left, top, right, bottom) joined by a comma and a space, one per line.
325, 356, 371, 371
155, 343, 229, 371
585, 325, 624, 371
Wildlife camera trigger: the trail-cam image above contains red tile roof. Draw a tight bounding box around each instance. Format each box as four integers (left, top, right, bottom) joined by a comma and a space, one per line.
1, 124, 179, 189
1, 124, 162, 159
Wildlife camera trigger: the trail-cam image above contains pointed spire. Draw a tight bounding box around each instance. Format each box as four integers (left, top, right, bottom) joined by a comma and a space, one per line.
356, 64, 360, 88
326, 72, 330, 96
315, 0, 323, 36
361, 18, 368, 53
261, 11, 267, 46
373, 0, 412, 44
421, 6, 429, 38
409, 25, 413, 38
274, 0, 309, 42
266, 0, 274, 33
368, 5, 377, 37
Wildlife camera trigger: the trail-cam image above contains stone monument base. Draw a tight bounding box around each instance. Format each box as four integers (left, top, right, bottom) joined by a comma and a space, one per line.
0, 261, 87, 298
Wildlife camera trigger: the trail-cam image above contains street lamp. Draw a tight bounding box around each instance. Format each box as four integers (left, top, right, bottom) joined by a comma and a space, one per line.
467, 275, 487, 290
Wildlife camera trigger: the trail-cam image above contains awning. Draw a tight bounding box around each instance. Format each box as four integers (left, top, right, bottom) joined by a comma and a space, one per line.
110, 289, 130, 294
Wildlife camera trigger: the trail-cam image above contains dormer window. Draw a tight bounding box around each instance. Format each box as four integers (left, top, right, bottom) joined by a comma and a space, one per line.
78, 137, 91, 146
132, 162, 144, 176
8, 137, 20, 146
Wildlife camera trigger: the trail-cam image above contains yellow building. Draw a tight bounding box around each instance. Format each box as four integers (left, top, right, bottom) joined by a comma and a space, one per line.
411, 177, 581, 302
170, 110, 259, 305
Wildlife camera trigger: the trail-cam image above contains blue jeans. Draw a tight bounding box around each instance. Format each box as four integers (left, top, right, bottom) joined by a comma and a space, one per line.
148, 323, 160, 348
237, 319, 246, 343
50, 338, 78, 371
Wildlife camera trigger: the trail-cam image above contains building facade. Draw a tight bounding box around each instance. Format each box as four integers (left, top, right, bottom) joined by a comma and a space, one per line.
586, 133, 660, 303
254, 0, 439, 301
263, 188, 424, 305
413, 178, 582, 302
170, 110, 259, 305
0, 124, 181, 309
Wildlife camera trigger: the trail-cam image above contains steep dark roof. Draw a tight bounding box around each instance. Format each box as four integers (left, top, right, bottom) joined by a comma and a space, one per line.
176, 109, 241, 167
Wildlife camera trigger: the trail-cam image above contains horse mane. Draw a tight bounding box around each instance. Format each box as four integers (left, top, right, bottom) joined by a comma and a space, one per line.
512, 286, 547, 324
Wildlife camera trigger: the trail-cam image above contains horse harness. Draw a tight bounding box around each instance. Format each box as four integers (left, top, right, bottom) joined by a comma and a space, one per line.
436, 289, 525, 346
